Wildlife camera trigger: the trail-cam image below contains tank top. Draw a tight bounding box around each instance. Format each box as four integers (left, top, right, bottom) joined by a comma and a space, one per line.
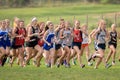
82, 32, 89, 44
0, 29, 8, 42
45, 30, 55, 44
73, 29, 83, 42
96, 29, 106, 44
30, 26, 39, 42
109, 31, 117, 44
62, 28, 72, 46
15, 27, 26, 46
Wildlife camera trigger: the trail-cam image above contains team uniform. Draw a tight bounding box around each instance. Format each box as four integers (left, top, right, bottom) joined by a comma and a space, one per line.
43, 30, 55, 51
0, 29, 8, 49
96, 29, 106, 50
108, 31, 117, 48
62, 28, 72, 48
72, 29, 83, 49
11, 27, 26, 49
82, 32, 89, 48
26, 26, 39, 48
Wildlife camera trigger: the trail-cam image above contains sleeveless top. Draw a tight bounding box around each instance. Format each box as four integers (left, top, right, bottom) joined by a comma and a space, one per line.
73, 29, 83, 42
14, 27, 26, 46
82, 32, 89, 44
109, 31, 117, 44
45, 30, 55, 44
62, 28, 72, 46
96, 29, 106, 44
30, 26, 39, 42
0, 29, 8, 42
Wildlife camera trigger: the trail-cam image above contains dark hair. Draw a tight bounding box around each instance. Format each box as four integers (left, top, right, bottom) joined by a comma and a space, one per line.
45, 25, 49, 31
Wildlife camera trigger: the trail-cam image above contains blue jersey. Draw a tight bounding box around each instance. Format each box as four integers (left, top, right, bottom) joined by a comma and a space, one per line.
0, 29, 8, 49
43, 30, 55, 50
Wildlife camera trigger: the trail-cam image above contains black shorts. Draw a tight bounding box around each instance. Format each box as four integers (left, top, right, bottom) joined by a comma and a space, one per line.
108, 42, 117, 48
11, 44, 22, 49
25, 40, 38, 48
11, 40, 22, 49
98, 43, 106, 50
55, 44, 61, 50
72, 42, 82, 49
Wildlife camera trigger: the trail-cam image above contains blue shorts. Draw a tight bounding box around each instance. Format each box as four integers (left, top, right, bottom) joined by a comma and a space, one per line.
6, 40, 11, 47
0, 38, 7, 49
43, 43, 54, 51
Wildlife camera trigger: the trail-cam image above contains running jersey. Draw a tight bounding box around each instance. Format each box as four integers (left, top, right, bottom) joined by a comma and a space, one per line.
30, 26, 39, 42
96, 29, 106, 44
0, 29, 8, 42
14, 27, 26, 46
82, 32, 89, 44
45, 30, 55, 44
73, 29, 83, 42
62, 28, 72, 46
109, 31, 117, 44
0, 29, 8, 48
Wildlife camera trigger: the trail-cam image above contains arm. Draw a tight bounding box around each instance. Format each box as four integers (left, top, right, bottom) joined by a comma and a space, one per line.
12, 27, 21, 38
27, 27, 39, 38
43, 30, 50, 46
88, 29, 96, 44
59, 29, 65, 39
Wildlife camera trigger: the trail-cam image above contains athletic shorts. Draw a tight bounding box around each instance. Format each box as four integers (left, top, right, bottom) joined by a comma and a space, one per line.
82, 43, 88, 48
97, 43, 106, 50
25, 40, 38, 48
55, 44, 61, 50
72, 42, 82, 49
6, 40, 11, 47
108, 42, 117, 48
43, 43, 54, 51
11, 44, 22, 49
0, 42, 6, 49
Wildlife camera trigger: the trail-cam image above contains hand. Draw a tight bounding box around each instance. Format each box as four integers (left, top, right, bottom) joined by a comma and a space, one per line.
47, 43, 51, 46
34, 33, 39, 36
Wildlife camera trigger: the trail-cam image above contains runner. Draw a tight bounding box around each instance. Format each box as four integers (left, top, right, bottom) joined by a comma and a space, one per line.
106, 24, 119, 65
81, 24, 93, 66
43, 21, 56, 68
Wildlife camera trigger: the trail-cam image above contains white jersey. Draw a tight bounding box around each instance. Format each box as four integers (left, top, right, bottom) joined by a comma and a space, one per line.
82, 33, 89, 44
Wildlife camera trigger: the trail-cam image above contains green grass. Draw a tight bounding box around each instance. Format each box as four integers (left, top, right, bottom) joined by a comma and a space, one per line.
0, 4, 120, 25
0, 4, 120, 80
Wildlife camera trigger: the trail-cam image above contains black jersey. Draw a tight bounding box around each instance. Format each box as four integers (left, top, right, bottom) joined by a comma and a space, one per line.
109, 31, 117, 44
30, 26, 39, 41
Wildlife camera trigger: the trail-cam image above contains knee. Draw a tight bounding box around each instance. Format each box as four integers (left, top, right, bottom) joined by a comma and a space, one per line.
112, 50, 116, 54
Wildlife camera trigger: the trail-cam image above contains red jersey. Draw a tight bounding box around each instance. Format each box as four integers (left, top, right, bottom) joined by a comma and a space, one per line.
15, 27, 26, 46
73, 29, 83, 42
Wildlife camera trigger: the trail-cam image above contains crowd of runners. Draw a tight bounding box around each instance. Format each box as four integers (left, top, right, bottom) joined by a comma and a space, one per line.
0, 17, 120, 69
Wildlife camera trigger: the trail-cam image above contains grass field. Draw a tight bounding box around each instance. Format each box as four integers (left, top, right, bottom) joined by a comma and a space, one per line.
0, 4, 120, 80
0, 4, 120, 26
